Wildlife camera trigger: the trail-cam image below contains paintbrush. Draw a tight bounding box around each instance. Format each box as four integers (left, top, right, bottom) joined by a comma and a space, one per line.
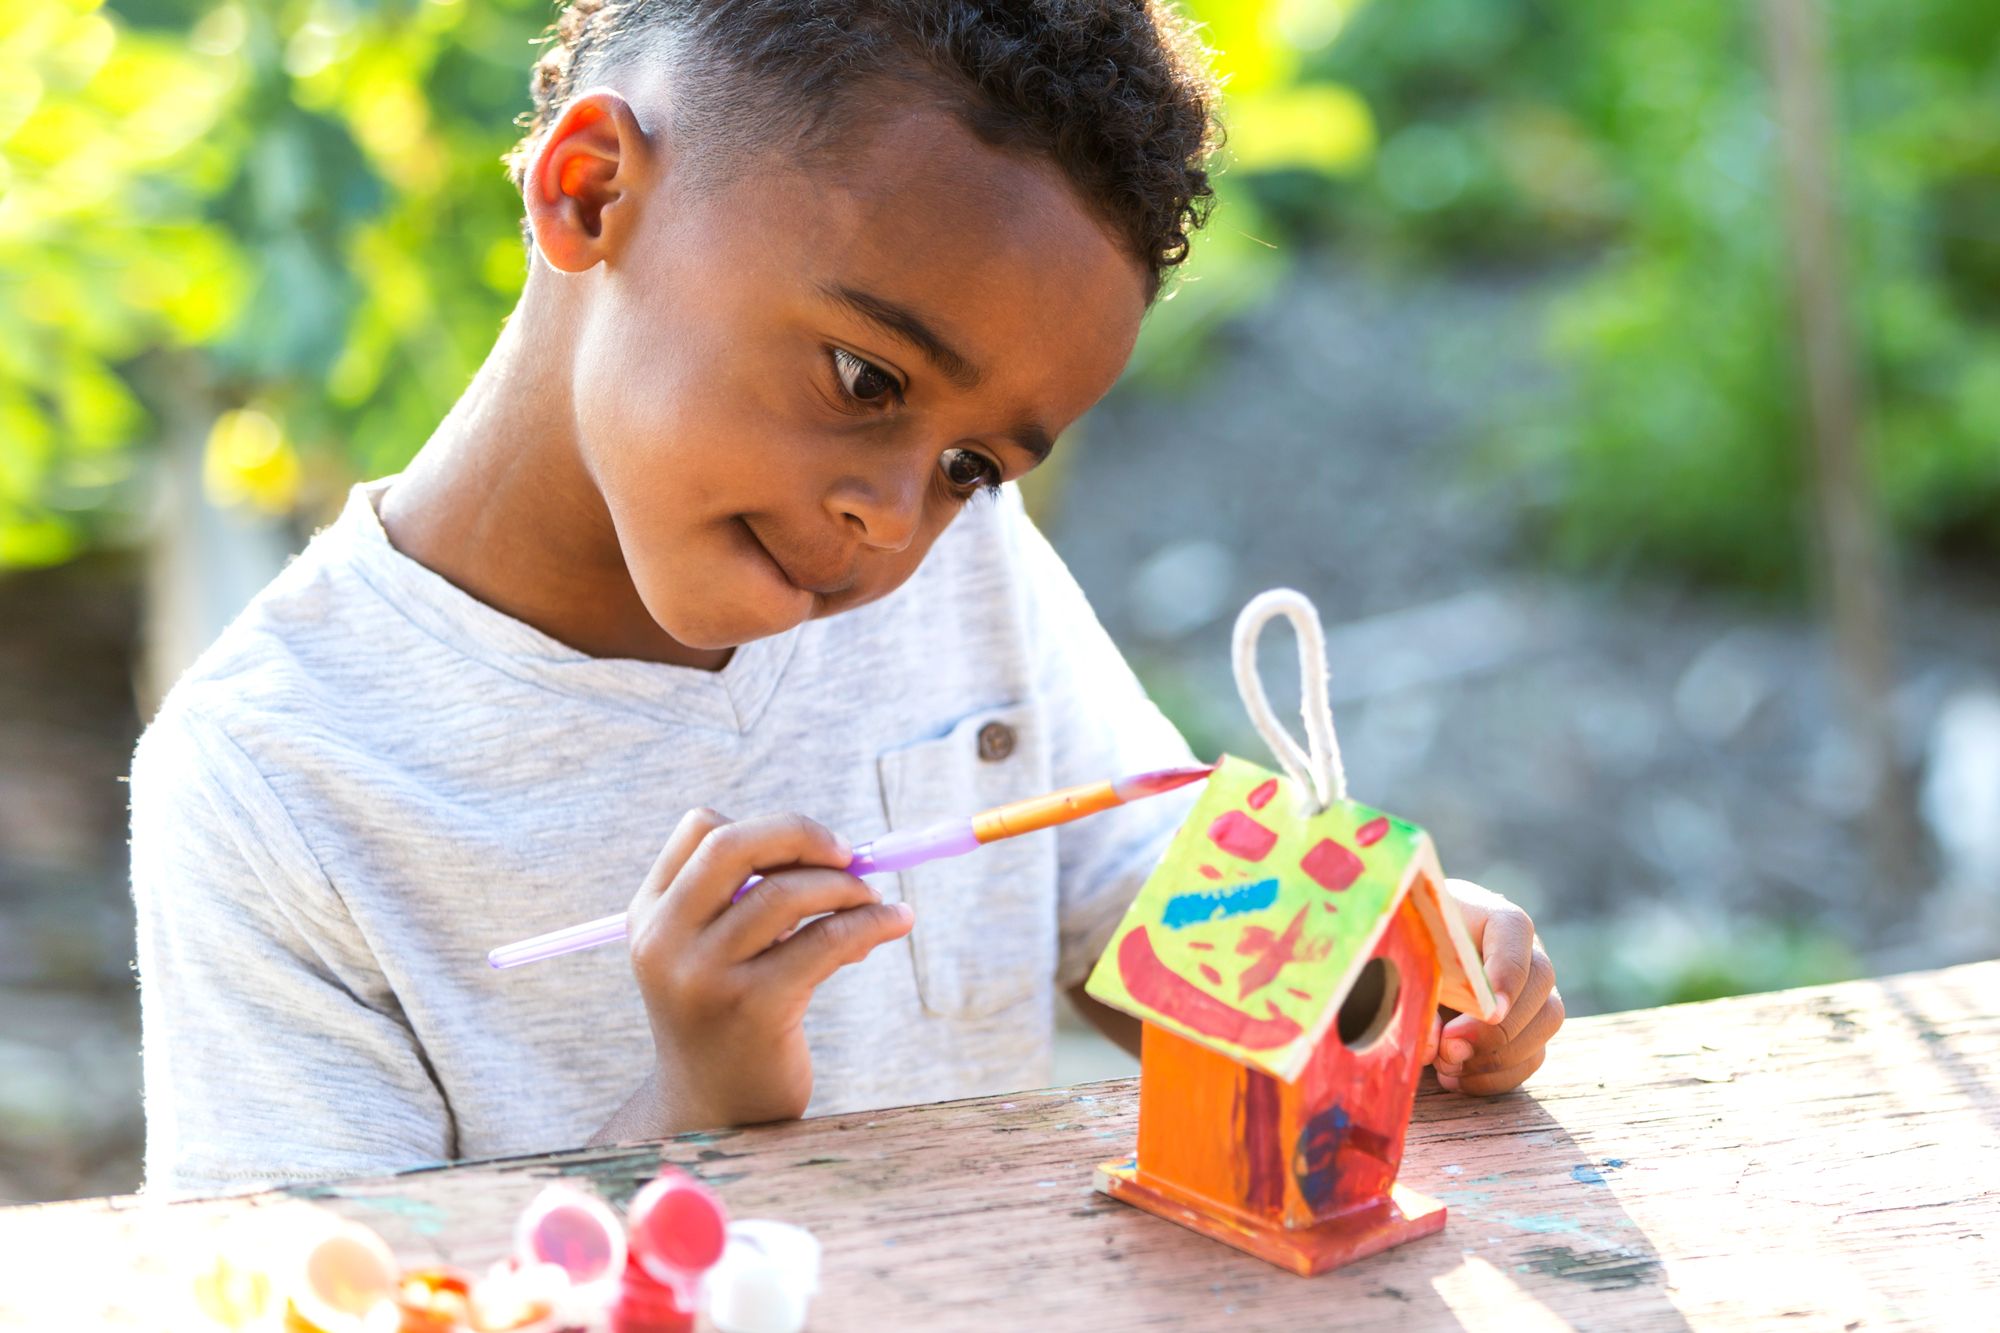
486, 764, 1214, 970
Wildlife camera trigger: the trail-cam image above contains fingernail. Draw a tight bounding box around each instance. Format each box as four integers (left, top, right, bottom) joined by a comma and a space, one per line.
834, 834, 854, 862
1443, 1039, 1473, 1064
892, 902, 913, 922
1492, 992, 1512, 1024
1437, 1073, 1461, 1092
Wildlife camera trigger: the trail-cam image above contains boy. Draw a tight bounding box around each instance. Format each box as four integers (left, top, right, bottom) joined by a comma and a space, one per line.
131, 0, 1561, 1195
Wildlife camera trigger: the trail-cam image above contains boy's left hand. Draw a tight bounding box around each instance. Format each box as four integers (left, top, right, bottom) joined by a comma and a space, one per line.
1421, 878, 1562, 1096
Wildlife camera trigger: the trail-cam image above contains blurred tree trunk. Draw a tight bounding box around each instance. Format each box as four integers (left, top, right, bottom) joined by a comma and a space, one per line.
1762, 0, 1927, 899
135, 353, 292, 721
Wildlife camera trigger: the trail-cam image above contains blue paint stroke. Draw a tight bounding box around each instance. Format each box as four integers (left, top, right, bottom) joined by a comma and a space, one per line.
1571, 1159, 1627, 1185
1162, 877, 1279, 929
1291, 1103, 1351, 1212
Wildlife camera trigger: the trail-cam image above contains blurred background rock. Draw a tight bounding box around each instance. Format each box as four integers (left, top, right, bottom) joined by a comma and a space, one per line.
4, 0, 1997, 1203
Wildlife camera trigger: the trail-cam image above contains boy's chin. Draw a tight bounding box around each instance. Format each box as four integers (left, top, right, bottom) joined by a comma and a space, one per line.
648, 594, 807, 655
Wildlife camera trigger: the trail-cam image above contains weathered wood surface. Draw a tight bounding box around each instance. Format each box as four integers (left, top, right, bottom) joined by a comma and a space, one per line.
3, 962, 1996, 1330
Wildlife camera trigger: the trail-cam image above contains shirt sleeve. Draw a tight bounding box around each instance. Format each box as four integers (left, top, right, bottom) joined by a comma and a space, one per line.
130, 703, 454, 1197
999, 490, 1204, 990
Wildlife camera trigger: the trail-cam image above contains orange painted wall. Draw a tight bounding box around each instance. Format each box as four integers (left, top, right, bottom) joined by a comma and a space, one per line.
1134, 886, 1443, 1230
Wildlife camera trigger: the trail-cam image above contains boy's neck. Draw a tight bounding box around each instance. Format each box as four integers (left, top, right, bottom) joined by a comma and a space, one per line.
376, 298, 734, 671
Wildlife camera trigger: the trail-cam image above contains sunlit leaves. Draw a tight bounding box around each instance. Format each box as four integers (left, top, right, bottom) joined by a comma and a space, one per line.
1127, 0, 1378, 387
1, 0, 242, 563
1224, 84, 1375, 176
0, 0, 540, 562
203, 407, 301, 514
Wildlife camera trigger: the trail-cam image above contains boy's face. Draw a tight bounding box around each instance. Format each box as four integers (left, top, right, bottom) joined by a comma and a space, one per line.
535, 92, 1149, 654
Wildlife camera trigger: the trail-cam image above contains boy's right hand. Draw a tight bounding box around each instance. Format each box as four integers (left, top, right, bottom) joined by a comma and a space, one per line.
624, 808, 914, 1133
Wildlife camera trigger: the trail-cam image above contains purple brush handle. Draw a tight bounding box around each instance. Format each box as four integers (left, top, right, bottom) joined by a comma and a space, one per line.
739, 819, 978, 893
486, 819, 977, 970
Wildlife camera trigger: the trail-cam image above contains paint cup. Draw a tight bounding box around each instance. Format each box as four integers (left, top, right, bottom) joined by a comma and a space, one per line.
286, 1217, 400, 1333
625, 1169, 728, 1293
702, 1221, 821, 1333
513, 1184, 627, 1290
188, 1200, 368, 1320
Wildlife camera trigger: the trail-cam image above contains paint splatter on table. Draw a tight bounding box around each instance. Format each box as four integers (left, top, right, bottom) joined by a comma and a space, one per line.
3, 963, 1996, 1330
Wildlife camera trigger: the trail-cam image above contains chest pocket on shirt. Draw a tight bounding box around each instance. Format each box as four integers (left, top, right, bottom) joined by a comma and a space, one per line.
876, 701, 1056, 1018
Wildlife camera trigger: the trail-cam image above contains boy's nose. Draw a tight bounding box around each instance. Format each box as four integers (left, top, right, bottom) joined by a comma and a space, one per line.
828, 467, 924, 554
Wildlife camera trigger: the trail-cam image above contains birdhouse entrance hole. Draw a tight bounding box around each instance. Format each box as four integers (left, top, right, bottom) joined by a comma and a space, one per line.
1336, 957, 1400, 1051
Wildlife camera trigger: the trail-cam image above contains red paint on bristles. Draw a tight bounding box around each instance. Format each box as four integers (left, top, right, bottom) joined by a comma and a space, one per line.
1113, 764, 1215, 800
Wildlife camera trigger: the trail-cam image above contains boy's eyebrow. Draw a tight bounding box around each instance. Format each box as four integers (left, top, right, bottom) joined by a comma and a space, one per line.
821, 283, 982, 390
1006, 422, 1054, 462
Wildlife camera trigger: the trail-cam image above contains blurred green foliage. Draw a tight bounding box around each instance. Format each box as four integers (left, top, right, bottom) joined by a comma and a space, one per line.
1307, 0, 2000, 589
7, 0, 1998, 587
1542, 915, 1862, 1016
2, 0, 545, 562
1, 0, 237, 563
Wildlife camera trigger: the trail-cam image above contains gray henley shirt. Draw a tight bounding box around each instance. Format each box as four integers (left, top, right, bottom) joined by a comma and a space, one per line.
130, 477, 1196, 1196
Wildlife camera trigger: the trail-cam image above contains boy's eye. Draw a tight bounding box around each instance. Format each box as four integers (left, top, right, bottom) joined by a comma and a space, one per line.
831, 348, 900, 405
939, 446, 1002, 495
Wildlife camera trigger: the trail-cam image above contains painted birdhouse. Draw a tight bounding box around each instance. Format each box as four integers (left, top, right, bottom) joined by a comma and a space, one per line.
1085, 753, 1498, 1275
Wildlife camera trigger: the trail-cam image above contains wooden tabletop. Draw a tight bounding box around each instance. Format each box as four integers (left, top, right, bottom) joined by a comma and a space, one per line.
3, 961, 1996, 1331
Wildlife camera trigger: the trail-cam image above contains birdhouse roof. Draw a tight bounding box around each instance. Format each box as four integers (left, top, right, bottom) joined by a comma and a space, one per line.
1084, 754, 1498, 1082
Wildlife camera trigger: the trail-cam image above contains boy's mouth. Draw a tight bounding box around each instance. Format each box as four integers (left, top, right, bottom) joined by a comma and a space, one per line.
737, 518, 855, 598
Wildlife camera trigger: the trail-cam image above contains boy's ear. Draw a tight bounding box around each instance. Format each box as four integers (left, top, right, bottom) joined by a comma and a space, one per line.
523, 87, 655, 274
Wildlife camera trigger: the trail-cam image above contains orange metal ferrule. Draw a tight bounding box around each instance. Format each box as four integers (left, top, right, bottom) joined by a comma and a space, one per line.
971, 781, 1123, 842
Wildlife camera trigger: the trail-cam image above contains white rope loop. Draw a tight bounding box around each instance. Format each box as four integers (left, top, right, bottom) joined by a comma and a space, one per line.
1231, 588, 1346, 814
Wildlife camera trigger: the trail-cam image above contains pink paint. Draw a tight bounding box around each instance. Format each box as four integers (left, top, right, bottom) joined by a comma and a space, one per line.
1356, 817, 1390, 847
1321, 902, 1339, 913
1301, 838, 1363, 892
1287, 987, 1313, 1001
1116, 765, 1215, 798
1246, 778, 1278, 810
1198, 863, 1223, 880
1208, 810, 1278, 862
521, 1196, 624, 1285
1187, 940, 1215, 951
1199, 963, 1223, 986
628, 1170, 726, 1290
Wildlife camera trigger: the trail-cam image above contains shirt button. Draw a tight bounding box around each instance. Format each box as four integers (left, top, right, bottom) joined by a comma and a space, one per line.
977, 720, 1016, 763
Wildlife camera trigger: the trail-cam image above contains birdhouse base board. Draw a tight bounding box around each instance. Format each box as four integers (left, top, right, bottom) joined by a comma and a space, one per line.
1095, 1157, 1447, 1276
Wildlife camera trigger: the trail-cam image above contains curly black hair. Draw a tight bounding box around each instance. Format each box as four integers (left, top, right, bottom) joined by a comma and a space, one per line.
504, 1, 1220, 299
